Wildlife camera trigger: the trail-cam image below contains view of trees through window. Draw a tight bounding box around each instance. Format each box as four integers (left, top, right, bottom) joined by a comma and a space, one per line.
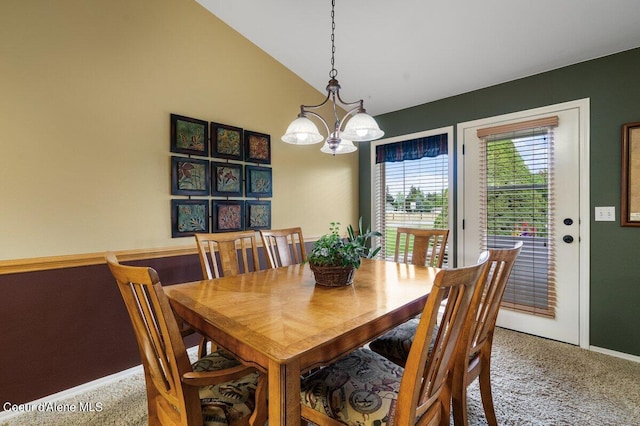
375, 153, 449, 261
486, 135, 549, 240
483, 132, 553, 313
385, 185, 449, 229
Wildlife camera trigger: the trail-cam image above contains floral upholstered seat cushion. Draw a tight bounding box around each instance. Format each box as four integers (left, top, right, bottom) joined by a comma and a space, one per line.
368, 318, 422, 366
300, 348, 404, 426
192, 350, 260, 426
367, 317, 449, 368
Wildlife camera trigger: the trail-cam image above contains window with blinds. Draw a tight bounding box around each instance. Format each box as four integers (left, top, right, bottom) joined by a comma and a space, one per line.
478, 117, 558, 318
373, 134, 450, 264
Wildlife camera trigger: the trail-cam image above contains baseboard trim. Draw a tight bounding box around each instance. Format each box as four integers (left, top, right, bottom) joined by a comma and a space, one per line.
590, 345, 640, 363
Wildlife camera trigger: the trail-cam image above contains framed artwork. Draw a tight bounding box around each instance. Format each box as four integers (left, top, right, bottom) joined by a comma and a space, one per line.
245, 165, 272, 198
171, 199, 209, 238
211, 162, 243, 196
212, 200, 245, 232
246, 200, 271, 230
211, 122, 244, 160
621, 121, 640, 226
170, 114, 209, 156
244, 130, 271, 164
171, 156, 210, 196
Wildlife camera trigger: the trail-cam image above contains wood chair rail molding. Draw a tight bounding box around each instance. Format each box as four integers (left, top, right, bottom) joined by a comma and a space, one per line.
0, 235, 326, 275
0, 246, 198, 275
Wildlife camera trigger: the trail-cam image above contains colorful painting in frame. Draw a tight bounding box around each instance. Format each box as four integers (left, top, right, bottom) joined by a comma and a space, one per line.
246, 200, 271, 230
211, 162, 243, 196
212, 200, 245, 232
244, 130, 271, 164
245, 165, 272, 198
171, 156, 210, 196
171, 199, 209, 237
170, 114, 209, 156
211, 122, 244, 161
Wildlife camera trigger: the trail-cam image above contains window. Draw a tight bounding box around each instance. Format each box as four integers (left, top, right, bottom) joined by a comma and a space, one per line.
372, 131, 451, 264
478, 117, 558, 317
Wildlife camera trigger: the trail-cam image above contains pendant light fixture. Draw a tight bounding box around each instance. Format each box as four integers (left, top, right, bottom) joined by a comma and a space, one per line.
281, 0, 384, 155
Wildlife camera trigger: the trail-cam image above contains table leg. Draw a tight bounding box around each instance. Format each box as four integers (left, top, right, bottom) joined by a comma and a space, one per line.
268, 358, 301, 425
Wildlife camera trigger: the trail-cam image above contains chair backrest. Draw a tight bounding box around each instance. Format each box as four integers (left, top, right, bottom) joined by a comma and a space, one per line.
468, 241, 523, 358
105, 253, 200, 425
394, 227, 449, 267
259, 227, 307, 268
195, 231, 260, 279
394, 255, 489, 425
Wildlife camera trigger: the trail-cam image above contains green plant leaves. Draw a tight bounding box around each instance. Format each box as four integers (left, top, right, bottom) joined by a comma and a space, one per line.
308, 218, 381, 269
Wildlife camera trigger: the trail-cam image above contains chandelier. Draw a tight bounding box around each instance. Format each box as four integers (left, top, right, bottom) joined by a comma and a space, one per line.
281, 0, 384, 155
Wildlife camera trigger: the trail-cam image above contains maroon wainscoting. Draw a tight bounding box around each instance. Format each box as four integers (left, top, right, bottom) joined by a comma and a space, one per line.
0, 254, 203, 407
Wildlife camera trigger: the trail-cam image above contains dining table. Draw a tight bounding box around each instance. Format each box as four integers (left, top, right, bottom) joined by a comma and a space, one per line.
165, 258, 439, 425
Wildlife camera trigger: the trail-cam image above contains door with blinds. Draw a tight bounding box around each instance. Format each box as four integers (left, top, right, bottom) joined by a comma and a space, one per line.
457, 99, 589, 345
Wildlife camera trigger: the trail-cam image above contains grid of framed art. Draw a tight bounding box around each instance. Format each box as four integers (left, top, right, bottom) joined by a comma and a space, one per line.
169, 113, 272, 237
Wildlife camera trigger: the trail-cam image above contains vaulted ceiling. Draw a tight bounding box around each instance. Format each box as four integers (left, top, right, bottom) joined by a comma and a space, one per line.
197, 0, 640, 116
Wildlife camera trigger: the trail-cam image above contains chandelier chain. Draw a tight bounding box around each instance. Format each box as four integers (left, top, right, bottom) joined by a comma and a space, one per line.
280, 0, 383, 153
329, 0, 337, 79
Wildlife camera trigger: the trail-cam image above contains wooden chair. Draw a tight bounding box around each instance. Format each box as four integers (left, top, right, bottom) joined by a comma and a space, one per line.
300, 255, 489, 426
105, 253, 267, 426
451, 242, 523, 426
194, 231, 261, 357
259, 227, 307, 268
195, 231, 261, 279
369, 243, 522, 425
394, 227, 450, 267
368, 227, 449, 364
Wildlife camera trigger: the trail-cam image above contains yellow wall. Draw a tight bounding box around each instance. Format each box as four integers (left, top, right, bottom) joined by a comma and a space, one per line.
0, 0, 359, 261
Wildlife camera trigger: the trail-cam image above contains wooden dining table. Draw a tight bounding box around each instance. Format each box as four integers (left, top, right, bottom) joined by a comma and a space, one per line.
165, 258, 438, 425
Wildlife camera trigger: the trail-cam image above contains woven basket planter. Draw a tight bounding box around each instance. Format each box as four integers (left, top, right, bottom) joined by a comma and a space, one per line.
310, 263, 356, 287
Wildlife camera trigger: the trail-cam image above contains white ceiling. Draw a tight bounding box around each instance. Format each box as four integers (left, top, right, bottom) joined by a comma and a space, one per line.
197, 0, 640, 116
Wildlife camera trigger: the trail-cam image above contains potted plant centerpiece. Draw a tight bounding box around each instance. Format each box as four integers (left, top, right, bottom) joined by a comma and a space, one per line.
308, 219, 381, 287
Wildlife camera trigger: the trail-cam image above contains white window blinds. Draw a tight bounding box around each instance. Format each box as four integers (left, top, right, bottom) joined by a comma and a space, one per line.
374, 134, 449, 263
477, 116, 558, 317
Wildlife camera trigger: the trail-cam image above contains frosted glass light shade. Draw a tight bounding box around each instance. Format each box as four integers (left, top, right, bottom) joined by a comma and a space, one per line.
321, 138, 357, 154
341, 112, 385, 141
281, 116, 324, 145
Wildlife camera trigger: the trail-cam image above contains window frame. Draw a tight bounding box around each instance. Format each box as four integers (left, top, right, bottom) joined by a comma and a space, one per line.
369, 126, 455, 264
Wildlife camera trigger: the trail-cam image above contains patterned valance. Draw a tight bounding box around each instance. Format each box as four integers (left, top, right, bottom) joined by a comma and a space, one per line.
375, 133, 448, 163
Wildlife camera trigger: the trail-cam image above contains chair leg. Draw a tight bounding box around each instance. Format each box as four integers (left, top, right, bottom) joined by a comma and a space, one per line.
450, 366, 469, 426
439, 380, 452, 426
478, 353, 498, 426
143, 370, 161, 425
249, 372, 268, 426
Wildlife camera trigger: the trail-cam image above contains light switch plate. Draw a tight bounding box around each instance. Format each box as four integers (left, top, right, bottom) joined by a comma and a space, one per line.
595, 206, 615, 221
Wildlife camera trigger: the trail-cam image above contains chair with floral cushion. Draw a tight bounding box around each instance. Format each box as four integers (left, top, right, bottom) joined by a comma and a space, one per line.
366, 228, 449, 367
259, 227, 307, 268
368, 243, 522, 426
300, 254, 489, 426
105, 253, 267, 426
193, 231, 261, 357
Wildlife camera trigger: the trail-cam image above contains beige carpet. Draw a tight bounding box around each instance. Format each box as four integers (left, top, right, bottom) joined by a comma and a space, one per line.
2, 328, 640, 425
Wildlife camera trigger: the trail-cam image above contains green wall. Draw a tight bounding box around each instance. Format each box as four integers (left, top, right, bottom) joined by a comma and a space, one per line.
359, 47, 640, 357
